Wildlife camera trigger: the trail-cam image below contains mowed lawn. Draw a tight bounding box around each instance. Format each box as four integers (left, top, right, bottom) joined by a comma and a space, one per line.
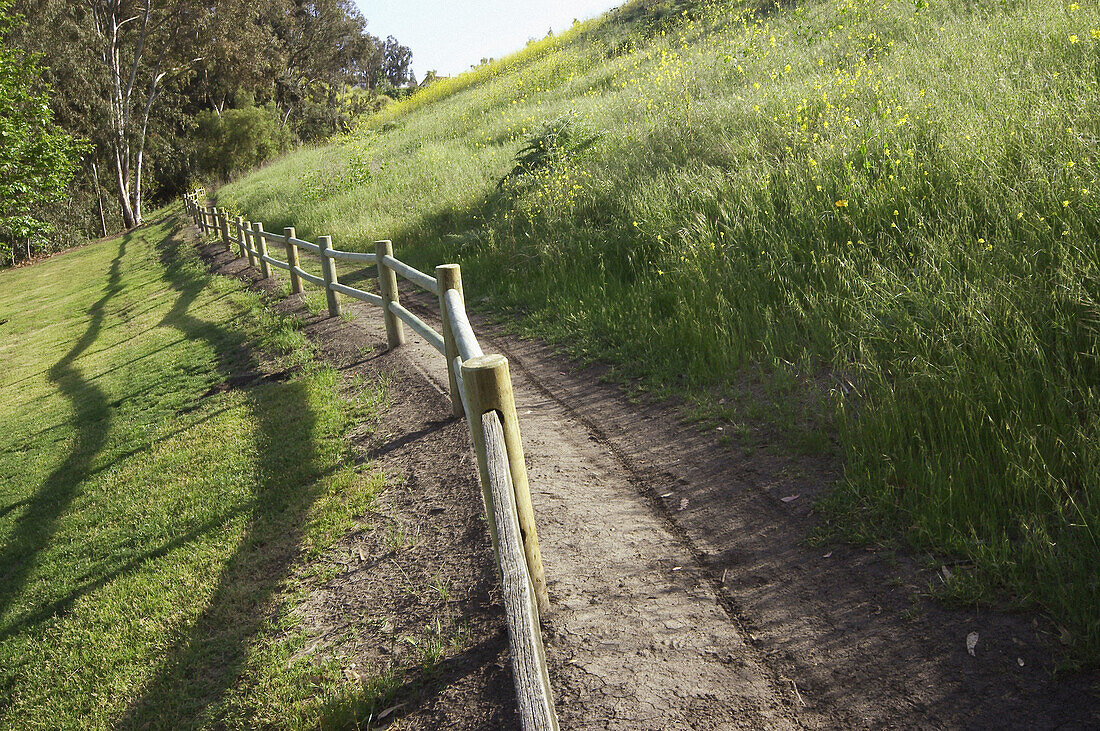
0, 211, 384, 728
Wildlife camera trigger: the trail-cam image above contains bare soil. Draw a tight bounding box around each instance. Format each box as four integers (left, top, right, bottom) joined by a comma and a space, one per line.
190, 220, 1100, 730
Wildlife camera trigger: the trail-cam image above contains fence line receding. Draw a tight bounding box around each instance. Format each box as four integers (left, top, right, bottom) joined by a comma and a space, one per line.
183, 193, 558, 731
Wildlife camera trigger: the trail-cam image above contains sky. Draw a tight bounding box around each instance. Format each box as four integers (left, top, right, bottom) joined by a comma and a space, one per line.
354, 1, 623, 80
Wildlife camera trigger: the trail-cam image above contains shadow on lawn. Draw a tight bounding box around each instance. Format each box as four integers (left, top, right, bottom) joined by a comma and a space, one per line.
0, 234, 128, 623
116, 226, 327, 727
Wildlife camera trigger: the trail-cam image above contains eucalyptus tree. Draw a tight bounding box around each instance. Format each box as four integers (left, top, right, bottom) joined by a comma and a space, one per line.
6, 0, 414, 243
85, 0, 210, 227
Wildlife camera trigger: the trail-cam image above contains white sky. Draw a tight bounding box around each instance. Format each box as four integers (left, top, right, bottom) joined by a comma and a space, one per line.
354, 1, 623, 79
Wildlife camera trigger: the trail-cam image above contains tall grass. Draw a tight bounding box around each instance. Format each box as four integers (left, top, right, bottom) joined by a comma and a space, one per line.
219, 0, 1100, 664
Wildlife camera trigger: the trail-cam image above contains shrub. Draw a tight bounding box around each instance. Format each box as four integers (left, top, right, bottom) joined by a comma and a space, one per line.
502, 113, 600, 185
194, 104, 292, 182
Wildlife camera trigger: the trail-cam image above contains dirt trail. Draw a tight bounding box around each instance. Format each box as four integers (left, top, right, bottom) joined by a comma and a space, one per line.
395, 287, 1100, 730
388, 304, 801, 729
194, 222, 1099, 729
474, 332, 1100, 730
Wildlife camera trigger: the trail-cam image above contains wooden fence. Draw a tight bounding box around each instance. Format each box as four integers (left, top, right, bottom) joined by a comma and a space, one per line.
183, 193, 558, 731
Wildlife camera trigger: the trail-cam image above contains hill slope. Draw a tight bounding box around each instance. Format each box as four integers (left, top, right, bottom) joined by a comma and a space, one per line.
218, 0, 1100, 663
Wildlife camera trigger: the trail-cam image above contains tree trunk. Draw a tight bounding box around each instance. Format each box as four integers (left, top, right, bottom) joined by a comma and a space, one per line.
134, 149, 144, 225
92, 161, 108, 238
114, 146, 136, 229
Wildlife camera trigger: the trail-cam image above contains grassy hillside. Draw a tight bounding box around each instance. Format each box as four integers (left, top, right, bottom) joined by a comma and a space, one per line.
218, 0, 1100, 663
0, 213, 391, 727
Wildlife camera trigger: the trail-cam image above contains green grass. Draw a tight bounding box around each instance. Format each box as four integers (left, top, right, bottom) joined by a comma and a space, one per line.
218, 0, 1100, 664
0, 210, 395, 727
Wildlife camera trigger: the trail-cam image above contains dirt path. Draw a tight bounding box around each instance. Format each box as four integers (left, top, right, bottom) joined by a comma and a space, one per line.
194, 222, 1099, 729
475, 332, 1100, 730
382, 302, 801, 729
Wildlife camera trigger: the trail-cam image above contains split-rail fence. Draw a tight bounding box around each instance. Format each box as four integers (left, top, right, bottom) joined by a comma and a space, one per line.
184, 192, 558, 731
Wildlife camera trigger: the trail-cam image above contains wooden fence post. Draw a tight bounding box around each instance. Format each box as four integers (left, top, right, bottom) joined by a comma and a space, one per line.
284, 227, 302, 294
219, 210, 231, 251
233, 216, 246, 260
243, 220, 257, 268
253, 222, 272, 279
436, 263, 465, 417
375, 240, 405, 348
461, 354, 550, 615
317, 235, 342, 317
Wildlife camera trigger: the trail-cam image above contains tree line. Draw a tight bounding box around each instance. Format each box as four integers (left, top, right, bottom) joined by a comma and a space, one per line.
1, 0, 413, 266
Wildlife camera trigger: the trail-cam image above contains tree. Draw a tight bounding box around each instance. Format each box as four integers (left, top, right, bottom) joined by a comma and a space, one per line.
6, 0, 414, 245
378, 35, 411, 88
86, 0, 211, 228
194, 102, 291, 180
0, 0, 84, 265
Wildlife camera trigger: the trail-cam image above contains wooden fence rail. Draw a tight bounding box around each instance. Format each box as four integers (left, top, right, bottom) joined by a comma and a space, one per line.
182, 192, 558, 731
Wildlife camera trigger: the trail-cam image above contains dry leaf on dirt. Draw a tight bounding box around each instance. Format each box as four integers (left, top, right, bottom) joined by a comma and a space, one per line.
376, 704, 404, 721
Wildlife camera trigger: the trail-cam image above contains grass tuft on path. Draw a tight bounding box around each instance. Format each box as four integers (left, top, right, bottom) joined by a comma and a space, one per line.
0, 211, 391, 728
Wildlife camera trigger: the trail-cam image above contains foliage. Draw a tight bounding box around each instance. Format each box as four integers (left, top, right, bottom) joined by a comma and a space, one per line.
219, 0, 1100, 663
195, 104, 293, 181
0, 0, 84, 265
3, 0, 413, 250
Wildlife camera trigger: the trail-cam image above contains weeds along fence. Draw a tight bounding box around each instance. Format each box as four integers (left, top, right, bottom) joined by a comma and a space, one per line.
183, 193, 558, 731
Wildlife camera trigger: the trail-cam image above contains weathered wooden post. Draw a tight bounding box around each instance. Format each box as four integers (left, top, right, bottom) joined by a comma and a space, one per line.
317, 235, 342, 317
252, 222, 272, 279
462, 353, 550, 615
482, 409, 560, 731
219, 210, 231, 251
234, 216, 247, 260
283, 227, 303, 294
436, 263, 465, 417
375, 240, 405, 348
242, 221, 257, 268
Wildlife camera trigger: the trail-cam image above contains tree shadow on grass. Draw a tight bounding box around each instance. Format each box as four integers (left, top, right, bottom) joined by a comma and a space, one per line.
0, 234, 128, 624
114, 226, 334, 728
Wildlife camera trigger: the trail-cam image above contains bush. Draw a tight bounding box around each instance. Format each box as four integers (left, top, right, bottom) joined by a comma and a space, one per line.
502, 113, 600, 185
0, 0, 84, 265
194, 104, 292, 181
